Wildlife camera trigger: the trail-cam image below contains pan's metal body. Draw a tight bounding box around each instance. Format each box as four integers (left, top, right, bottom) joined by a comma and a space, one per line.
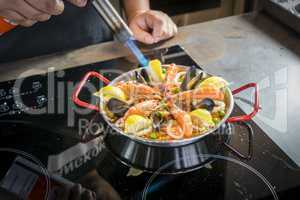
99, 67, 234, 173
72, 65, 258, 174
104, 123, 231, 173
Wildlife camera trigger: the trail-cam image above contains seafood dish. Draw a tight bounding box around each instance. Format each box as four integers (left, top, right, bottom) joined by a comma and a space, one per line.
95, 60, 229, 141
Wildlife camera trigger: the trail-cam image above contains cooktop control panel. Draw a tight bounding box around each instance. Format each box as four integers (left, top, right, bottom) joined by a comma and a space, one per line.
0, 75, 48, 118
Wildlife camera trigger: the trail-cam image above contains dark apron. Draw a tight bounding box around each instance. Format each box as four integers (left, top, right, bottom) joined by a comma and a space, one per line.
0, 2, 112, 63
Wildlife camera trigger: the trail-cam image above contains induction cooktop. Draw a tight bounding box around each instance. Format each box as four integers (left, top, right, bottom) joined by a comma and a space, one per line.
0, 45, 299, 200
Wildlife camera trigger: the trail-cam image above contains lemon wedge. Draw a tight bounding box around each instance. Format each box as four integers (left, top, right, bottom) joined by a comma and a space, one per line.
125, 115, 152, 136
94, 85, 126, 101
190, 109, 215, 126
148, 59, 165, 82
199, 76, 228, 89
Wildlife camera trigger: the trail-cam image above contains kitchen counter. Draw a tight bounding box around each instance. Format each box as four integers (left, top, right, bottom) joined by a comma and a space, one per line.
1, 12, 300, 167
0, 12, 293, 81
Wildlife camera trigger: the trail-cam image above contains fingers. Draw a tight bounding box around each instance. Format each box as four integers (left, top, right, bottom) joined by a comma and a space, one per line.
0, 10, 37, 27
0, 0, 54, 28
35, 13, 51, 22
149, 11, 177, 42
25, 0, 65, 15
0, 10, 26, 24
129, 10, 178, 44
173, 21, 178, 35
15, 0, 43, 19
0, 0, 87, 29
17, 0, 51, 26
149, 12, 165, 41
66, 0, 88, 7
130, 22, 155, 44
19, 19, 37, 27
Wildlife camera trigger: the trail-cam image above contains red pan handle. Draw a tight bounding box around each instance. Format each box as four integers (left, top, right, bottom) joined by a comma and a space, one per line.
72, 71, 110, 111
227, 83, 260, 123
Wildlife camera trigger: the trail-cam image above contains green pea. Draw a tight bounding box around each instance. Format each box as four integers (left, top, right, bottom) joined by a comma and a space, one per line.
172, 87, 180, 94
218, 110, 226, 117
213, 117, 221, 124
156, 111, 163, 119
150, 132, 158, 139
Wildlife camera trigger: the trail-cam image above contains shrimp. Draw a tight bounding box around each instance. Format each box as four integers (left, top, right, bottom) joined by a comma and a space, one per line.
163, 64, 184, 96
165, 64, 181, 83
116, 81, 161, 102
166, 100, 193, 139
172, 85, 225, 111
123, 100, 160, 120
174, 85, 225, 101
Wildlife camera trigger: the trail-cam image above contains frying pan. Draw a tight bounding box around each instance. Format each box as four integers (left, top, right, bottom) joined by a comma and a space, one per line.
72, 65, 259, 173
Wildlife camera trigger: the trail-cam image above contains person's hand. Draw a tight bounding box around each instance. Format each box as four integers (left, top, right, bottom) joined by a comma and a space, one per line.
128, 10, 178, 44
0, 0, 88, 27
55, 184, 96, 200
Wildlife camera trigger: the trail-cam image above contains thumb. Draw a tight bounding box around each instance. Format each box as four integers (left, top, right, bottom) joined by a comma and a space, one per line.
130, 24, 155, 44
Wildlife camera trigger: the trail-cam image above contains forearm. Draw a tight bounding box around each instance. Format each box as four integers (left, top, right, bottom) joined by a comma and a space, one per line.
123, 0, 150, 22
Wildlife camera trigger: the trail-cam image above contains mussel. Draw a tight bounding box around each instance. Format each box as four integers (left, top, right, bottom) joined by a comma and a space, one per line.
180, 66, 207, 91
107, 98, 130, 118
135, 68, 151, 85
180, 66, 197, 91
152, 112, 164, 132
189, 72, 204, 90
193, 98, 215, 111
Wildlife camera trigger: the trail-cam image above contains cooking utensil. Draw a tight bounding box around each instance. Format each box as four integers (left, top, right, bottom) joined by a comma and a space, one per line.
92, 0, 149, 66
72, 66, 259, 173
0, 0, 149, 66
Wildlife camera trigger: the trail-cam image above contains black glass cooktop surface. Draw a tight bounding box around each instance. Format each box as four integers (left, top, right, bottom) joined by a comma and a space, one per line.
0, 45, 299, 200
